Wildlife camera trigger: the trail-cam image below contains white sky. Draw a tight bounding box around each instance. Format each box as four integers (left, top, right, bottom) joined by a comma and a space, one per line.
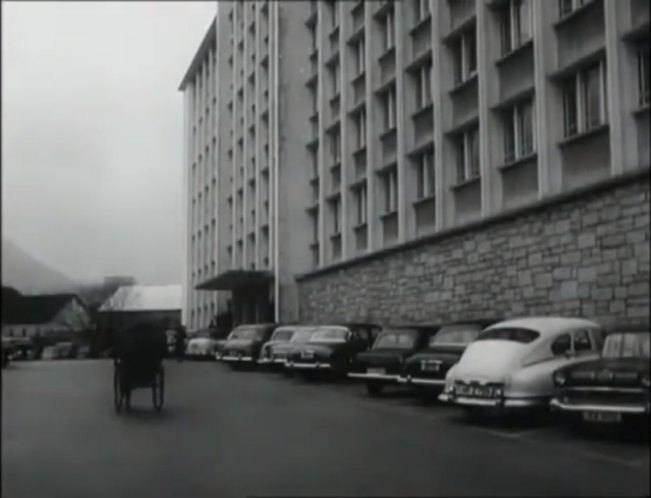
1, 1, 216, 285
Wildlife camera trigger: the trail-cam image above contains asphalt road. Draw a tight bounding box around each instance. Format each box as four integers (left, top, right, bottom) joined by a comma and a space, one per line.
2, 360, 649, 498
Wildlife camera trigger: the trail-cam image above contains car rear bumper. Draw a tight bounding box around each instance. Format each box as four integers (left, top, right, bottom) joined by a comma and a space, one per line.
398, 376, 446, 386
550, 398, 650, 414
290, 361, 332, 370
348, 372, 400, 381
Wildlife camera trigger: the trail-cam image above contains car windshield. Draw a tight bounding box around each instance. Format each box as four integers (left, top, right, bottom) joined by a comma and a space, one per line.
270, 329, 294, 342
475, 327, 539, 344
430, 325, 482, 346
230, 327, 263, 340
310, 327, 349, 343
602, 332, 650, 358
373, 329, 417, 349
290, 329, 316, 343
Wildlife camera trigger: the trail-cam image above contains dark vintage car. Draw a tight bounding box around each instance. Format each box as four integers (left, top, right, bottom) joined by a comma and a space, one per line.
2, 337, 17, 367
258, 325, 316, 372
218, 323, 278, 369
398, 320, 498, 398
348, 325, 441, 396
551, 324, 650, 430
286, 323, 382, 379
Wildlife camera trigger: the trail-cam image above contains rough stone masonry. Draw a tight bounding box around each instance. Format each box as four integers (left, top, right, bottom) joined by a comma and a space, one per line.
296, 171, 650, 327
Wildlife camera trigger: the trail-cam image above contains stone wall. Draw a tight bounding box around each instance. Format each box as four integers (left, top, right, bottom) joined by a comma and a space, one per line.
297, 172, 650, 327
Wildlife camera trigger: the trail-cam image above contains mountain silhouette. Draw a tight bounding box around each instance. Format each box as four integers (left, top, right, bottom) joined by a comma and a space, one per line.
1, 238, 77, 295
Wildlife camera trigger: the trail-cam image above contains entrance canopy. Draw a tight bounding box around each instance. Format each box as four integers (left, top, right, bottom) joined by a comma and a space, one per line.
195, 270, 273, 291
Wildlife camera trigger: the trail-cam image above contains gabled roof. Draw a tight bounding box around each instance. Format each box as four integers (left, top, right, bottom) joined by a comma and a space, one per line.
1, 293, 78, 326
99, 285, 182, 313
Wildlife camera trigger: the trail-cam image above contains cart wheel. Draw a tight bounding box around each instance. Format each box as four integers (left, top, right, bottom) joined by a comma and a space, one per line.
152, 367, 165, 412
113, 365, 124, 414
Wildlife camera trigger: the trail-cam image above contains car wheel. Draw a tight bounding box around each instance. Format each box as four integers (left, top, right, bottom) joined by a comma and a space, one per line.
366, 382, 384, 397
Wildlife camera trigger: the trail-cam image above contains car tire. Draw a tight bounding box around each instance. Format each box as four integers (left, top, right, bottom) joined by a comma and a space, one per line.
366, 382, 384, 397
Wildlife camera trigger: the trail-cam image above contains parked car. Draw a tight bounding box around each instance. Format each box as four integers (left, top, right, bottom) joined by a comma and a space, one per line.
2, 337, 16, 367
186, 329, 220, 360
348, 325, 440, 396
398, 320, 498, 398
55, 342, 77, 359
286, 323, 381, 379
219, 323, 278, 369
440, 317, 603, 417
550, 324, 650, 431
42, 345, 59, 360
263, 326, 319, 375
258, 325, 311, 369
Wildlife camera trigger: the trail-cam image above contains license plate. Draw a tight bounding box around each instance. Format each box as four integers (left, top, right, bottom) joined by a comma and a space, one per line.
583, 411, 622, 423
368, 368, 385, 375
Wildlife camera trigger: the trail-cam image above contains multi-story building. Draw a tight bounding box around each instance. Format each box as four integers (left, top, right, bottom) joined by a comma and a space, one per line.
180, 3, 314, 331
297, 0, 650, 327
181, 0, 650, 331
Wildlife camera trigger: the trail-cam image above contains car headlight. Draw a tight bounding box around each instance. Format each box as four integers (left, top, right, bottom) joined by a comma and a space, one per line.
554, 372, 566, 386
641, 373, 650, 388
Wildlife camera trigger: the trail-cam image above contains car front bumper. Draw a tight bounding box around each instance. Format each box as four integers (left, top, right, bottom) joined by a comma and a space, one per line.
221, 355, 255, 363
440, 393, 547, 408
549, 398, 650, 414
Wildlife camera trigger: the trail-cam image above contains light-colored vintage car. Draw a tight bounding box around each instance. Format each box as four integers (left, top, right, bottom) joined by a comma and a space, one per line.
439, 317, 603, 414
186, 330, 219, 360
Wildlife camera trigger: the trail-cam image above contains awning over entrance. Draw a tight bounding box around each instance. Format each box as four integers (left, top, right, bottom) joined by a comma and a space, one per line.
194, 270, 273, 291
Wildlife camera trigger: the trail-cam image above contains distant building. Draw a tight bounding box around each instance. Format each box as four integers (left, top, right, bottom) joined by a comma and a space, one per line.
98, 284, 182, 332
1, 288, 92, 340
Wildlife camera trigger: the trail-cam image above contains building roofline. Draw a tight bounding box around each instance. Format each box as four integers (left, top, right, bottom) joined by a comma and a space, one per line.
178, 16, 217, 91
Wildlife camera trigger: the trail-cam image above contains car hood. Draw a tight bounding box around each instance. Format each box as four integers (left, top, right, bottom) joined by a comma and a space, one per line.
188, 338, 214, 347
560, 357, 650, 386
452, 340, 526, 382
270, 342, 303, 353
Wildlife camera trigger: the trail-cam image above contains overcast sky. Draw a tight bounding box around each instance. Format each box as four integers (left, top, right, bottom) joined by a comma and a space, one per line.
2, 1, 216, 285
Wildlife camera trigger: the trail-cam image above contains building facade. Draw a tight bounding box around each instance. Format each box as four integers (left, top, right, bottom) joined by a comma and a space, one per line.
297, 0, 650, 326
181, 0, 649, 331
180, 3, 314, 331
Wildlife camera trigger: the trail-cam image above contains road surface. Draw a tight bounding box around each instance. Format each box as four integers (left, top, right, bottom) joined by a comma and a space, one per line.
2, 360, 649, 497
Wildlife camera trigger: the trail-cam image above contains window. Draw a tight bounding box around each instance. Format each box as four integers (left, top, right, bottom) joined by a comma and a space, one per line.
455, 126, 480, 183
413, 0, 429, 24
416, 150, 435, 199
572, 330, 592, 354
415, 63, 433, 110
354, 38, 366, 75
452, 30, 477, 85
331, 61, 340, 96
638, 46, 649, 107
354, 183, 368, 225
382, 9, 395, 52
330, 128, 341, 163
559, 0, 592, 18
328, 0, 338, 29
500, 0, 532, 55
551, 334, 572, 356
603, 333, 651, 358
382, 168, 398, 213
382, 87, 397, 131
331, 165, 341, 191
331, 197, 341, 234
503, 99, 535, 163
561, 60, 607, 138
356, 110, 367, 149
374, 330, 418, 349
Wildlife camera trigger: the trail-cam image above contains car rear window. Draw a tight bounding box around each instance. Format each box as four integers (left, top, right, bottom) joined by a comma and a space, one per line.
310, 327, 349, 342
603, 332, 651, 358
373, 329, 418, 349
290, 329, 316, 343
429, 325, 483, 346
476, 327, 539, 344
230, 327, 263, 340
270, 329, 294, 342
